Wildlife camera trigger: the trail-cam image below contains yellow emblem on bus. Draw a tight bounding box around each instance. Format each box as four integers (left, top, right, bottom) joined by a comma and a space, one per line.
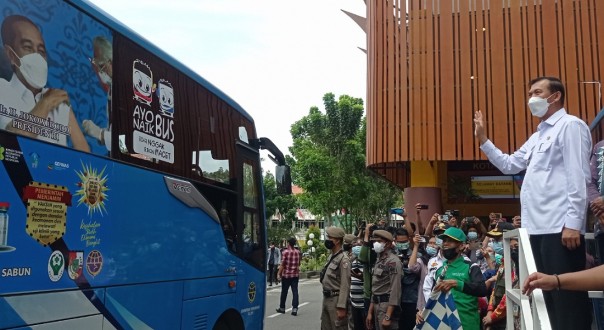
75, 162, 109, 215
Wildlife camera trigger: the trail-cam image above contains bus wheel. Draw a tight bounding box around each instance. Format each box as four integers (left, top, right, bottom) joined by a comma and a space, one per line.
213, 320, 230, 330
213, 310, 244, 330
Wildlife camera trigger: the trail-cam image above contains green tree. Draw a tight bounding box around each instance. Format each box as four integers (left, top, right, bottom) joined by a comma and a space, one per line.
288, 93, 400, 233
263, 171, 297, 245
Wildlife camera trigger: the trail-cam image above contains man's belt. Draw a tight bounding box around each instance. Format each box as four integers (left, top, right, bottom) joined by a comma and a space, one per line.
323, 290, 340, 297
372, 294, 390, 303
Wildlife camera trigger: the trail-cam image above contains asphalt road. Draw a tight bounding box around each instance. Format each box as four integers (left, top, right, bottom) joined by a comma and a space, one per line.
263, 278, 324, 330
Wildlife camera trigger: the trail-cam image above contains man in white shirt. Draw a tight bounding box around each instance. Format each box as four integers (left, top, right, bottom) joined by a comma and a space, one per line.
0, 15, 89, 152
473, 76, 591, 330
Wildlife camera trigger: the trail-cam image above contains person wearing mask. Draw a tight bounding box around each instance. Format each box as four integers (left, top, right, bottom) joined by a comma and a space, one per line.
267, 242, 281, 286
394, 228, 422, 330
483, 223, 511, 295
82, 35, 112, 152
475, 76, 592, 330
349, 237, 366, 330
358, 222, 378, 319
276, 238, 300, 316
422, 235, 443, 305
366, 230, 402, 330
483, 235, 519, 330
320, 227, 351, 329
403, 234, 428, 329
0, 15, 89, 151
461, 218, 486, 264
418, 227, 487, 330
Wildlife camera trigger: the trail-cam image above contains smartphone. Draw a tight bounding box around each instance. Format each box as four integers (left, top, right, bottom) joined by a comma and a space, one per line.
418, 236, 426, 243
441, 214, 450, 222
418, 204, 429, 210
494, 213, 502, 219
464, 216, 474, 223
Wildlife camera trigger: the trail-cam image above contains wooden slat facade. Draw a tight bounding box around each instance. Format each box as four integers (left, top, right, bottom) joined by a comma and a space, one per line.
366, 0, 604, 188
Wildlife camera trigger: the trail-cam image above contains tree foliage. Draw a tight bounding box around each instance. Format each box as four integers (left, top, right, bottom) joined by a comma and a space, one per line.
263, 171, 297, 245
288, 93, 401, 233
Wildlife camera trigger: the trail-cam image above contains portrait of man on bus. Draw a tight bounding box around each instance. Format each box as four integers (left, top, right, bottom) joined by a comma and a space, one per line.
82, 35, 113, 153
0, 14, 90, 152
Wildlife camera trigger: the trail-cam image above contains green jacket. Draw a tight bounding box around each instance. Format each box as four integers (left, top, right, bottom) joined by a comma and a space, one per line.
434, 256, 487, 330
358, 243, 377, 299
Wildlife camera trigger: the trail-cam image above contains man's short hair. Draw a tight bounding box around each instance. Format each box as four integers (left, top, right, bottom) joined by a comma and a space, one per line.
93, 36, 112, 63
287, 237, 296, 247
395, 228, 409, 237
529, 76, 565, 105
1, 15, 39, 48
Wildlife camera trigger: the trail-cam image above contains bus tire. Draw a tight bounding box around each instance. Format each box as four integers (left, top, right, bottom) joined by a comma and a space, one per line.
213, 309, 244, 330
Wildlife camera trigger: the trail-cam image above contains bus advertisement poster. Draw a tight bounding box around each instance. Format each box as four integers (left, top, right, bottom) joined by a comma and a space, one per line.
0, 0, 112, 155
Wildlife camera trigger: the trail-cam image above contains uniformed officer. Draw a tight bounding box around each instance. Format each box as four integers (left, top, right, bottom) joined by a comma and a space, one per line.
320, 226, 351, 330
344, 234, 356, 254
366, 230, 402, 330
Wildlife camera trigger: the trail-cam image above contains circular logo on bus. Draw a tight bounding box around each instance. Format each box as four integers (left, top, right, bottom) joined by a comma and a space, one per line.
86, 250, 103, 277
48, 250, 65, 282
248, 282, 256, 303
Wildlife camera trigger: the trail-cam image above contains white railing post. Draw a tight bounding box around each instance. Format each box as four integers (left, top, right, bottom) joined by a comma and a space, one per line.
504, 228, 551, 330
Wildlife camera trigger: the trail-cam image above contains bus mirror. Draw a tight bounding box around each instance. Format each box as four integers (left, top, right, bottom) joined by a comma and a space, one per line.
275, 165, 292, 195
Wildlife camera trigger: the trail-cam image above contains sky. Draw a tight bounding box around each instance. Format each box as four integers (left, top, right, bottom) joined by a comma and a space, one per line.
88, 0, 368, 172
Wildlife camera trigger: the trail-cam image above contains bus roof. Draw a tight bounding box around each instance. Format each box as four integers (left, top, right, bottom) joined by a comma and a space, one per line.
68, 0, 254, 123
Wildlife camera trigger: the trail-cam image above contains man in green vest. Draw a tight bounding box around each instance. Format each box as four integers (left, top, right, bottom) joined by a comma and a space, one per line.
432, 227, 487, 330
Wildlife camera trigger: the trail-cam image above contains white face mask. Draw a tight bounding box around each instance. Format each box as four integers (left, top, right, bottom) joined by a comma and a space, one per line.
372, 241, 385, 253
527, 93, 556, 118
9, 47, 47, 90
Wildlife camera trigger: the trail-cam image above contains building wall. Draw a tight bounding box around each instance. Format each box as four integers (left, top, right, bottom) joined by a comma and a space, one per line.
365, 0, 604, 214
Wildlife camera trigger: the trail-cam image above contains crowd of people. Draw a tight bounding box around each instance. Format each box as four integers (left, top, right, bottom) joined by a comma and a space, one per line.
269, 76, 604, 329
268, 210, 528, 330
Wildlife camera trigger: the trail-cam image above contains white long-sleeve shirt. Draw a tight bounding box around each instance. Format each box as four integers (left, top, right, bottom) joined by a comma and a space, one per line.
480, 108, 591, 234
0, 74, 69, 146
423, 253, 445, 303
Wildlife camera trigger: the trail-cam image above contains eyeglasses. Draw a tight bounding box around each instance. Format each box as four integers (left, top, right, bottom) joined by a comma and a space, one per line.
89, 57, 109, 73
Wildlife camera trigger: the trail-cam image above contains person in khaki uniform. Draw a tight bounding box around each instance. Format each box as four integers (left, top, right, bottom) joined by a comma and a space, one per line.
320, 226, 351, 330
366, 230, 402, 330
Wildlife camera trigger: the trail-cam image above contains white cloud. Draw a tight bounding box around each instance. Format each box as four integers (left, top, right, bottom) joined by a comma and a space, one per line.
89, 0, 367, 170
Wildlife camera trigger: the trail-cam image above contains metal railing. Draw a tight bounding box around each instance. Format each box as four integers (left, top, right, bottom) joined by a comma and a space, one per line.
503, 228, 551, 330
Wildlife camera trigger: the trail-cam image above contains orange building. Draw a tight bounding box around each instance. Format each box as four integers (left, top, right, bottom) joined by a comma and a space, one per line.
346, 0, 604, 224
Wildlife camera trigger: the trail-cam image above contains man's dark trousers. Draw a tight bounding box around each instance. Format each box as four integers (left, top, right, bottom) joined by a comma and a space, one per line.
268, 263, 276, 284
530, 233, 591, 330
279, 277, 299, 309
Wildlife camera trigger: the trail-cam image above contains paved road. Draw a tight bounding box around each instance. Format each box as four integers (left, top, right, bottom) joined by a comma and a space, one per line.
263, 278, 323, 330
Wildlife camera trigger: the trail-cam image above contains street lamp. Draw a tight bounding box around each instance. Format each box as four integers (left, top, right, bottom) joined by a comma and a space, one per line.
307, 236, 315, 271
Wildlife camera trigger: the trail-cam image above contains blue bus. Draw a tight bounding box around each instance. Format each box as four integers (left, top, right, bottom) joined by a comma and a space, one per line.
0, 0, 291, 329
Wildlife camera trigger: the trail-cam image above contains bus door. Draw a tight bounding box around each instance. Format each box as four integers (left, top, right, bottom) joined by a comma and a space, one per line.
235, 141, 265, 270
